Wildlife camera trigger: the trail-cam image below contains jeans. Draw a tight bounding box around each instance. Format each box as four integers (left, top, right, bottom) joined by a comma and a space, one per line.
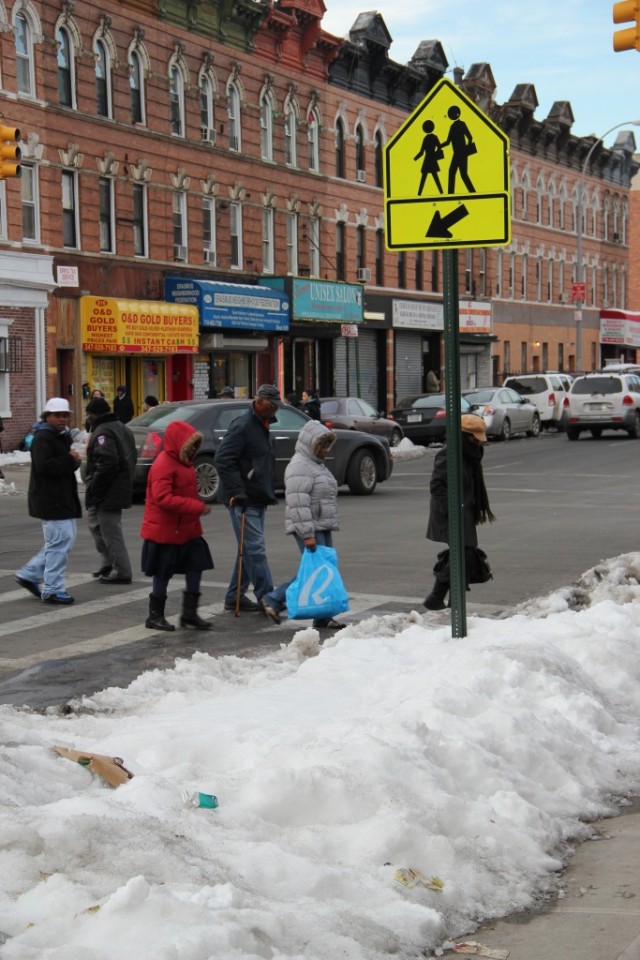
224, 504, 274, 605
17, 519, 77, 596
262, 530, 334, 614
87, 506, 132, 578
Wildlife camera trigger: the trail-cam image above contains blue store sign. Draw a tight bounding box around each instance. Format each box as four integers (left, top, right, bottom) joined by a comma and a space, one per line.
164, 278, 289, 332
260, 278, 363, 324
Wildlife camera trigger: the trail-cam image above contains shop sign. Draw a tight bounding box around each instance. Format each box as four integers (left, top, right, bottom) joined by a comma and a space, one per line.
165, 278, 289, 331
261, 277, 363, 324
341, 324, 358, 337
600, 309, 640, 347
459, 300, 492, 335
57, 265, 79, 287
392, 299, 444, 330
81, 297, 199, 354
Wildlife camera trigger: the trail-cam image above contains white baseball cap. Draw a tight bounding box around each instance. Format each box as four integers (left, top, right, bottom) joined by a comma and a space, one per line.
44, 397, 71, 413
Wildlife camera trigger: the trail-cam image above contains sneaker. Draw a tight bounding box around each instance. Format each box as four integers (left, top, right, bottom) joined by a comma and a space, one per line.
260, 599, 281, 625
42, 592, 75, 605
224, 596, 259, 612
15, 576, 42, 599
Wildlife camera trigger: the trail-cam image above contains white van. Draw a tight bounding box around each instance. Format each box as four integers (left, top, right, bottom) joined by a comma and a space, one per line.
503, 374, 572, 430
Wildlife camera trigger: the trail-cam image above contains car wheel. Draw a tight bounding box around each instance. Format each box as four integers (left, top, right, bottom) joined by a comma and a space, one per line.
346, 448, 377, 495
627, 411, 640, 439
526, 414, 541, 438
590, 427, 603, 439
390, 428, 402, 447
500, 418, 511, 442
566, 428, 580, 441
195, 455, 219, 503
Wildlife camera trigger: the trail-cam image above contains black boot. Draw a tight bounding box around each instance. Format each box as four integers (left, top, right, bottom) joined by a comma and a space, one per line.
423, 579, 449, 611
145, 594, 175, 632
180, 592, 212, 630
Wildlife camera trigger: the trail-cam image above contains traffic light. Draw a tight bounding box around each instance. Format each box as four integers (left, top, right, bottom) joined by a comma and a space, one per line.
0, 126, 21, 179
613, 0, 640, 51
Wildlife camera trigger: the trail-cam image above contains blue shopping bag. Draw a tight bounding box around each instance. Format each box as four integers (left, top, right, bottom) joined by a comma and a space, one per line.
285, 545, 350, 620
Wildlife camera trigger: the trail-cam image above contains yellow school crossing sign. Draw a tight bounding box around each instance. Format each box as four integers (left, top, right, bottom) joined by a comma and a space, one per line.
384, 78, 511, 250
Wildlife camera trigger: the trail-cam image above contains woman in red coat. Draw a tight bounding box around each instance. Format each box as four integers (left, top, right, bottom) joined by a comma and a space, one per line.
140, 420, 213, 631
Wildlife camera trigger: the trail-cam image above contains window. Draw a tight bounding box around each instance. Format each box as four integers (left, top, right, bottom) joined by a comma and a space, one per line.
230, 202, 243, 269
172, 191, 187, 260
355, 124, 365, 180
21, 166, 38, 241
336, 221, 345, 281
169, 65, 184, 137
99, 177, 114, 253
57, 27, 74, 107
62, 170, 78, 248
309, 216, 320, 277
199, 73, 215, 141
558, 261, 565, 301
415, 251, 423, 291
259, 89, 275, 162
509, 252, 515, 298
15, 13, 34, 96
202, 197, 216, 265
284, 99, 298, 167
557, 343, 564, 371
356, 225, 365, 273
521, 254, 527, 299
558, 185, 566, 230
129, 50, 145, 124
374, 130, 384, 188
547, 258, 553, 302
535, 258, 542, 301
542, 342, 549, 369
503, 341, 510, 375
227, 81, 241, 152
464, 250, 473, 293
521, 341, 528, 370
431, 251, 439, 292
495, 250, 502, 297
308, 107, 319, 172
335, 118, 345, 178
398, 251, 406, 289
478, 249, 486, 297
0, 182, 7, 239
133, 183, 148, 257
262, 207, 275, 273
286, 212, 298, 275
95, 38, 111, 117
375, 229, 384, 286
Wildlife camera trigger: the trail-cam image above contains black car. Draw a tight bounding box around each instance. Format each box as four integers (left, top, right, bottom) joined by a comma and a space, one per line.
126, 399, 394, 502
388, 393, 472, 445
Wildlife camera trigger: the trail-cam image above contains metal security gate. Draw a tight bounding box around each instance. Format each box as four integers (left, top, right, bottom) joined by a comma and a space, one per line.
334, 328, 379, 403
394, 330, 422, 402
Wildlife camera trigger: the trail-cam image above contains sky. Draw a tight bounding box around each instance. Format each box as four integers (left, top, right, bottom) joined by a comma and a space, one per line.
321, 1, 640, 147
1, 464, 640, 960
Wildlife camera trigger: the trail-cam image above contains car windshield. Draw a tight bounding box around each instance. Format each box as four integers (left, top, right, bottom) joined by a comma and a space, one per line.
399, 395, 443, 409
504, 377, 547, 395
571, 377, 623, 396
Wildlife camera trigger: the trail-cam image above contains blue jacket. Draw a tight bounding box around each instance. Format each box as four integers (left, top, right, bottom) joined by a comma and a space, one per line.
215, 405, 277, 507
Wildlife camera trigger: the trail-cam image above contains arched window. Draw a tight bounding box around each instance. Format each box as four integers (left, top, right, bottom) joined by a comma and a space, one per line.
227, 80, 242, 152
259, 88, 276, 162
547, 181, 556, 227
169, 64, 185, 137
95, 38, 111, 118
199, 72, 215, 142
558, 184, 567, 230
535, 176, 544, 224
355, 124, 365, 181
335, 117, 345, 178
284, 97, 298, 167
129, 49, 145, 124
308, 107, 320, 172
374, 130, 384, 188
15, 12, 34, 96
57, 26, 74, 107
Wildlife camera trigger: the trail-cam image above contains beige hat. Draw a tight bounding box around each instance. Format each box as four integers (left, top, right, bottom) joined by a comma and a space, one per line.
44, 397, 70, 413
461, 413, 487, 442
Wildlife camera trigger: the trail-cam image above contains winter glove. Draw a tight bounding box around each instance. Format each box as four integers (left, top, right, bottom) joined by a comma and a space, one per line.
230, 494, 248, 512
303, 537, 317, 552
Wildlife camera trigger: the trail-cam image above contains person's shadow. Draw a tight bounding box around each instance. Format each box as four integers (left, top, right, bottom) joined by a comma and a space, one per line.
441, 106, 476, 194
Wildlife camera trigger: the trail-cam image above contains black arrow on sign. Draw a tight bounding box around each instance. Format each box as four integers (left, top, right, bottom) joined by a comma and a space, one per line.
426, 204, 469, 238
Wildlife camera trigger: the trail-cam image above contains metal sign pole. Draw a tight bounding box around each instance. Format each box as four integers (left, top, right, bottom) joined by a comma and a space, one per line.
442, 249, 467, 638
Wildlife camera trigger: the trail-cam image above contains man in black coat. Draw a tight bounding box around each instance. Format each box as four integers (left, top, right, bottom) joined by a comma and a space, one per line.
15, 397, 82, 604
215, 384, 280, 612
113, 385, 135, 423
85, 397, 138, 584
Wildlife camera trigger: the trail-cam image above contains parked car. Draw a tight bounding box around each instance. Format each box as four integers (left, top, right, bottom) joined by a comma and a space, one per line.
388, 393, 472, 445
462, 387, 541, 441
125, 398, 394, 501
319, 397, 403, 446
563, 372, 640, 440
503, 373, 572, 430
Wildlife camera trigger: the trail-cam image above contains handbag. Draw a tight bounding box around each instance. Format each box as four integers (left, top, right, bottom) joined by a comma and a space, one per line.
285, 545, 350, 620
466, 141, 478, 156
433, 547, 492, 584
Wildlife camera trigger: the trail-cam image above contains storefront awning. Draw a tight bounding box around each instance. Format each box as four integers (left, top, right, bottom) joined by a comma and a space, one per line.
80, 296, 199, 354
164, 278, 289, 332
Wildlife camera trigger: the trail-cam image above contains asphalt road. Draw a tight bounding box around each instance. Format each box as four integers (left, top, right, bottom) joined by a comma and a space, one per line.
0, 429, 638, 708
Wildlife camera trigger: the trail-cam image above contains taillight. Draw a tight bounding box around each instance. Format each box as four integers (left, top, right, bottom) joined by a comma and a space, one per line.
434, 409, 446, 419
622, 395, 634, 406
141, 431, 163, 458
548, 392, 556, 406
324, 419, 334, 429
483, 405, 494, 415
563, 396, 570, 408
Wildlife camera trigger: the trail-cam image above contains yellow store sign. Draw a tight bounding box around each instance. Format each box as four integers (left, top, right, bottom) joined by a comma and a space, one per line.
81, 297, 199, 354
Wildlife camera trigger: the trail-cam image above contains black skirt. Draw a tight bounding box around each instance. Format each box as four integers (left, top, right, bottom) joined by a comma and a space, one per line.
141, 536, 214, 580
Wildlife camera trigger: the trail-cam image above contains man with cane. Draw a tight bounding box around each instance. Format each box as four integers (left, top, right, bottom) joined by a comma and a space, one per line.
215, 384, 281, 615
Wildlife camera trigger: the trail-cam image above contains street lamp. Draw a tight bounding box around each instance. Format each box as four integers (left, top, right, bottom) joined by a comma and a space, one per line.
574, 119, 640, 371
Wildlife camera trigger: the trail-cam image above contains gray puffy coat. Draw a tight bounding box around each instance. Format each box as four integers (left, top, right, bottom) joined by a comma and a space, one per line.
284, 420, 339, 539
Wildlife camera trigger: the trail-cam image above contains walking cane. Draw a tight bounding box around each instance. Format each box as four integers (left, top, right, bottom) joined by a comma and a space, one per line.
235, 508, 246, 618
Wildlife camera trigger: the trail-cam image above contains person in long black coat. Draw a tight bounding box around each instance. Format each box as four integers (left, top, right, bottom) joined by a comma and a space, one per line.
424, 413, 495, 610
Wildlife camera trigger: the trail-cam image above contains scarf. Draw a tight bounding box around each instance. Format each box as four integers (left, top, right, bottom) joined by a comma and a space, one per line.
462, 434, 496, 525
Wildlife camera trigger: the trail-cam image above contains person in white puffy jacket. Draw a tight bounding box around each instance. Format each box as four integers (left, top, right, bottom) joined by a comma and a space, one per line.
260, 419, 343, 629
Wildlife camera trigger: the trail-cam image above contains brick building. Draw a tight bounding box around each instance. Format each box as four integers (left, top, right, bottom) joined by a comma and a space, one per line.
0, 0, 636, 450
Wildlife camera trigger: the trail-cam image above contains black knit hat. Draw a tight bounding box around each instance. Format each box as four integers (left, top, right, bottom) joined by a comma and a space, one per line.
86, 397, 111, 416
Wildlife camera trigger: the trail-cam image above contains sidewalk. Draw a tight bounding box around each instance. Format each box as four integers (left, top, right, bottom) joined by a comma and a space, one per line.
451, 800, 640, 960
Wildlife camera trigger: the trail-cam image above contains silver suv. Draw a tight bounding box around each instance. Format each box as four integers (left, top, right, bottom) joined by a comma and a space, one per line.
564, 372, 640, 440
503, 374, 572, 431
